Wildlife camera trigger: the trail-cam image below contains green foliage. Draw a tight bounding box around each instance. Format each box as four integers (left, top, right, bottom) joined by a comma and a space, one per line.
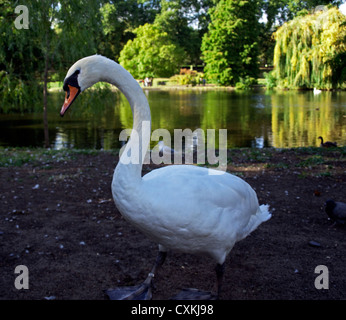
3, 0, 345, 115
263, 0, 342, 27
259, 1, 342, 67
235, 76, 257, 90
201, 0, 260, 86
154, 0, 213, 65
0, 71, 41, 113
99, 0, 212, 65
264, 71, 277, 89
99, 1, 158, 61
0, 0, 43, 111
119, 23, 184, 78
170, 68, 205, 86
0, 0, 101, 113
272, 7, 346, 89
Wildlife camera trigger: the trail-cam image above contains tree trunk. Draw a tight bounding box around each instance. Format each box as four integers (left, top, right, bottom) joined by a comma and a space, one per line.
43, 47, 50, 148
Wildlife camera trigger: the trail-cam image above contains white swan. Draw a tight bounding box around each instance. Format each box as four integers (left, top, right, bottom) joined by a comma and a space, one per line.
60, 55, 271, 300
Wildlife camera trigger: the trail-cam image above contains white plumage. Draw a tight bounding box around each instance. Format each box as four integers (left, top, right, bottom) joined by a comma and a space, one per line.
115, 164, 269, 264
60, 55, 271, 299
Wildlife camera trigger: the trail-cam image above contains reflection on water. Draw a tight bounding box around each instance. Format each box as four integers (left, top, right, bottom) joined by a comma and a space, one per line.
54, 128, 69, 150
271, 91, 346, 147
0, 89, 345, 149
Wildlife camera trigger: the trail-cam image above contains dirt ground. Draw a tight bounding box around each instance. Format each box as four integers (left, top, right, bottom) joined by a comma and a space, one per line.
0, 147, 345, 300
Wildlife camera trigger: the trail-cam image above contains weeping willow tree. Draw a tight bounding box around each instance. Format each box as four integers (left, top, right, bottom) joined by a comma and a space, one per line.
272, 7, 346, 90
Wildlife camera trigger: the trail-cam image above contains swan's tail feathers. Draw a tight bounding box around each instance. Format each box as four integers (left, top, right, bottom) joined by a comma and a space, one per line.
239, 204, 271, 241
258, 204, 271, 222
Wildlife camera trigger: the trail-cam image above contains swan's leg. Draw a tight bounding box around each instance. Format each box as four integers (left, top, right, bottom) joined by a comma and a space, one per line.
215, 262, 225, 298
105, 251, 167, 300
152, 250, 167, 273
147, 250, 167, 287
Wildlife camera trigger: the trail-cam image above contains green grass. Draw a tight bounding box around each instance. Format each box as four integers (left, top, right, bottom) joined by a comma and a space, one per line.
264, 162, 289, 169
0, 148, 118, 167
296, 155, 325, 168
0, 146, 344, 169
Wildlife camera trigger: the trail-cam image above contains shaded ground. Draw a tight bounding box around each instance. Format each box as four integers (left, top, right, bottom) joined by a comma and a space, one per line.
0, 147, 345, 300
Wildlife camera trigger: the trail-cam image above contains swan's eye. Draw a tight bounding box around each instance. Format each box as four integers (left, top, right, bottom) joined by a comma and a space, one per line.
63, 84, 70, 99
63, 69, 80, 93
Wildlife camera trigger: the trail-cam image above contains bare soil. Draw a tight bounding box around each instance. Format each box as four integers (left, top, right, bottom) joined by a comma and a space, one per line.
0, 147, 345, 300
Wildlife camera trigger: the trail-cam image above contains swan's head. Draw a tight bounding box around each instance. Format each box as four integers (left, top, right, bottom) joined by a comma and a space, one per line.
60, 55, 114, 116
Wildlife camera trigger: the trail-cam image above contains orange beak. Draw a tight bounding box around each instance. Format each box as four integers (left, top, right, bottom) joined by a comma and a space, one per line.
60, 85, 80, 116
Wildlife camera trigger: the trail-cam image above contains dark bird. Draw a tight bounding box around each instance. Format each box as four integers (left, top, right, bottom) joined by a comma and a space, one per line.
318, 136, 337, 148
325, 200, 346, 225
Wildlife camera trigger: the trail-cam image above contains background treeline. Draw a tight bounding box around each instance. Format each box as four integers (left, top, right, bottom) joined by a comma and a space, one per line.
0, 0, 344, 113
271, 7, 346, 90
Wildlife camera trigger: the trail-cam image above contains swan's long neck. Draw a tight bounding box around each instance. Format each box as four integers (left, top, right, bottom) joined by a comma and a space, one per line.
98, 58, 151, 183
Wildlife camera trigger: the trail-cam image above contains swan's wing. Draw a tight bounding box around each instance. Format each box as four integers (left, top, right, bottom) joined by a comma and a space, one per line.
141, 165, 260, 235
122, 165, 269, 262
143, 165, 257, 211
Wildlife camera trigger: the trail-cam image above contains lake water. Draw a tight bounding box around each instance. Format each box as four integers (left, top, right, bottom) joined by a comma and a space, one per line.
0, 88, 345, 149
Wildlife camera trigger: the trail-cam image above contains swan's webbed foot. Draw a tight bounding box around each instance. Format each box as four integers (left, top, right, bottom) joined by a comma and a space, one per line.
105, 251, 167, 300
105, 284, 151, 300
170, 262, 224, 300
105, 273, 154, 300
170, 288, 217, 300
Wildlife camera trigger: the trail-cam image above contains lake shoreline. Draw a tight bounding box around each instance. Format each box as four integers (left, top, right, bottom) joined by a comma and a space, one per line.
48, 81, 346, 92
48, 82, 239, 92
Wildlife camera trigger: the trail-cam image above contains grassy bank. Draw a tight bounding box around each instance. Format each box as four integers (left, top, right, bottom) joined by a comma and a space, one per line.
0, 148, 118, 168
1, 146, 344, 172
